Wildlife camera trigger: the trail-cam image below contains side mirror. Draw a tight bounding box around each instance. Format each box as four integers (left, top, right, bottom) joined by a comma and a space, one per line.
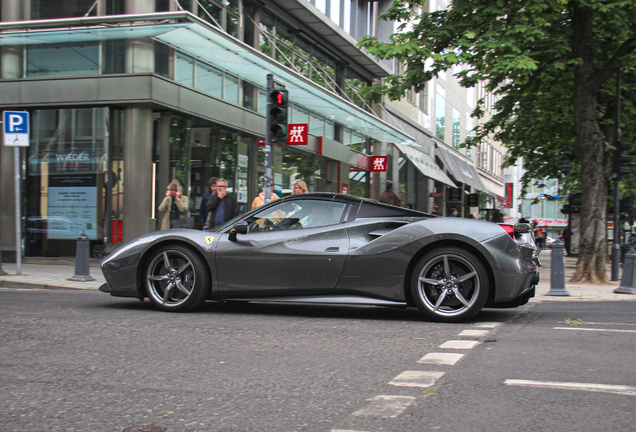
228, 221, 248, 242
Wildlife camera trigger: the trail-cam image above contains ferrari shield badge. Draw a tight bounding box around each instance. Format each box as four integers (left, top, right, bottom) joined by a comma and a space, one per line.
205, 236, 214, 245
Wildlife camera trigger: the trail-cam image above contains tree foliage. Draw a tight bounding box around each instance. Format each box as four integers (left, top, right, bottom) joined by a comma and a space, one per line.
359, 0, 636, 282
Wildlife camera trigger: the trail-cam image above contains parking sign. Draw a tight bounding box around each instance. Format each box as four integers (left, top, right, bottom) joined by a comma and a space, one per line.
3, 111, 30, 147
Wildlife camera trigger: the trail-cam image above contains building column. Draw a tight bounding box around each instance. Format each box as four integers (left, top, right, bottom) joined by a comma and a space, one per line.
0, 146, 18, 255
122, 107, 153, 243
125, 0, 155, 14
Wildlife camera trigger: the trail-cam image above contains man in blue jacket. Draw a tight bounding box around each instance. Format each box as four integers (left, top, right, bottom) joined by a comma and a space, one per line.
204, 178, 240, 229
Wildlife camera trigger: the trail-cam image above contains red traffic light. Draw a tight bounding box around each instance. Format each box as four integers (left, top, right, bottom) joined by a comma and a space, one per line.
270, 89, 288, 106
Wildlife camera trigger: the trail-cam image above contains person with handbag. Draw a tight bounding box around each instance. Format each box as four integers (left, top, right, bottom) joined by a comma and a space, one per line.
158, 179, 189, 230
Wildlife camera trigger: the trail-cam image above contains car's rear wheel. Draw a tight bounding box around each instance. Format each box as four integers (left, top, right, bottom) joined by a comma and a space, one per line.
144, 244, 210, 312
411, 247, 489, 322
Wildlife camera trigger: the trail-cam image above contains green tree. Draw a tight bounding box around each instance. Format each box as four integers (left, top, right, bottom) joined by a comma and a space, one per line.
359, 0, 636, 283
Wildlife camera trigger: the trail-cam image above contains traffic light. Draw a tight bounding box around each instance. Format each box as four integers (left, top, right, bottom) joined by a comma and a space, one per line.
268, 89, 289, 142
613, 141, 634, 178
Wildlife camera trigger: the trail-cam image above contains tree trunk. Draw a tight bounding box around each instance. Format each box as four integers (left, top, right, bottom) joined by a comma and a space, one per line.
570, 4, 608, 284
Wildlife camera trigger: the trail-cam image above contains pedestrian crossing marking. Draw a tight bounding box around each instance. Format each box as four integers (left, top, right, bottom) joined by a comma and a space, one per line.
352, 395, 416, 418
417, 352, 465, 365
389, 370, 445, 388
439, 340, 480, 349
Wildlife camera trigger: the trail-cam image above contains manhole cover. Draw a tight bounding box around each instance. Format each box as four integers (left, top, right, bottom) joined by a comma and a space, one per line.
122, 425, 167, 432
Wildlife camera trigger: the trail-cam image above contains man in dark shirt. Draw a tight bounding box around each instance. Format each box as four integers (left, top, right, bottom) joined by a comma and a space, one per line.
431, 204, 442, 216
199, 176, 218, 228
204, 178, 240, 229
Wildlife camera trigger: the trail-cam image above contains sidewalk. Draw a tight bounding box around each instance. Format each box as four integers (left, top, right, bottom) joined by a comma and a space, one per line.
534, 249, 635, 302
1, 251, 636, 301
0, 259, 105, 291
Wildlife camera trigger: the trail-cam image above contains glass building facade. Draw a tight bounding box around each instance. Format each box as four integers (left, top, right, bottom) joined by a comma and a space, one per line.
0, 2, 411, 258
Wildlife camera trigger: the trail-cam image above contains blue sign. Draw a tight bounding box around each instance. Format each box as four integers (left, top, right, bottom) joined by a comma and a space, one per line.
4, 111, 29, 134
3, 111, 30, 147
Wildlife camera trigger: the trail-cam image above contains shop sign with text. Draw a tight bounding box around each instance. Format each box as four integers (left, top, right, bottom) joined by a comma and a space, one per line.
503, 183, 514, 207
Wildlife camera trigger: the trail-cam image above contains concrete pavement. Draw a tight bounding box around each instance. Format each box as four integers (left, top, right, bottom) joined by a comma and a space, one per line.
1, 250, 635, 302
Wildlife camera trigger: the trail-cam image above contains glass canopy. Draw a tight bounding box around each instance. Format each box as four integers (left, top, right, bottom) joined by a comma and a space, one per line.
0, 13, 415, 144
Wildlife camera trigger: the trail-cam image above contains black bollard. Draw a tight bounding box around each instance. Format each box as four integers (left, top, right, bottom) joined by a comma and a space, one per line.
615, 246, 636, 295
0, 244, 7, 276
68, 231, 96, 282
546, 238, 570, 296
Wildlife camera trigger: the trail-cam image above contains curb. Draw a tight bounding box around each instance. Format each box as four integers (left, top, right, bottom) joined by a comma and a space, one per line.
0, 279, 98, 291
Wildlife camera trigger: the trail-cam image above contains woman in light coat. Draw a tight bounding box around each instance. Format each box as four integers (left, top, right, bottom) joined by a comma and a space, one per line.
158, 179, 189, 230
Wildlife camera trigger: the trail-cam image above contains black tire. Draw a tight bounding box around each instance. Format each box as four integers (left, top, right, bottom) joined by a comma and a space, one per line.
144, 244, 210, 312
410, 247, 489, 323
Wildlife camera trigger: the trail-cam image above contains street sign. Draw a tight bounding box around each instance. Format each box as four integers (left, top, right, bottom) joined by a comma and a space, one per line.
3, 111, 30, 147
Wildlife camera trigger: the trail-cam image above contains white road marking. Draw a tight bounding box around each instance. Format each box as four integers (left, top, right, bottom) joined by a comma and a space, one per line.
332, 430, 370, 432
457, 329, 490, 337
554, 327, 636, 334
439, 340, 480, 349
352, 395, 417, 418
574, 322, 636, 326
417, 352, 465, 365
505, 379, 636, 396
388, 370, 445, 388
474, 322, 502, 328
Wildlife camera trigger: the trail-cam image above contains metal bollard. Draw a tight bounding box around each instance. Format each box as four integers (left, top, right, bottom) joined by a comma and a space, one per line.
0, 244, 7, 276
546, 238, 570, 296
68, 231, 96, 282
615, 246, 636, 294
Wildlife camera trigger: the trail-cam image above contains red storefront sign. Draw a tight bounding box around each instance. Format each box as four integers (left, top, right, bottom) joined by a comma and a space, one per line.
286, 123, 308, 145
503, 182, 514, 208
341, 183, 349, 194
429, 192, 444, 198
370, 156, 388, 172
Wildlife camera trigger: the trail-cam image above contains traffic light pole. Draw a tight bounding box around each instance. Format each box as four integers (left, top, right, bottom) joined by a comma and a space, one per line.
264, 74, 273, 205
611, 69, 621, 281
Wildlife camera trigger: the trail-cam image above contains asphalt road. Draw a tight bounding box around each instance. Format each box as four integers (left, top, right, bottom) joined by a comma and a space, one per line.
1, 289, 635, 432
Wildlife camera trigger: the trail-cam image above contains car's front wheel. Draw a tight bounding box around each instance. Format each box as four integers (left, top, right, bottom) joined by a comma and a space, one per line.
411, 247, 489, 322
144, 244, 210, 312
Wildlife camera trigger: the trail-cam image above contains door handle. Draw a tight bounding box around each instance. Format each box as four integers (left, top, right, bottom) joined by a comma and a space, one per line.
324, 247, 339, 252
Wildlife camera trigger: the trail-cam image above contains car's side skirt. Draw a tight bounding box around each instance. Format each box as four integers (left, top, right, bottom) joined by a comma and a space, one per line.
220, 295, 408, 307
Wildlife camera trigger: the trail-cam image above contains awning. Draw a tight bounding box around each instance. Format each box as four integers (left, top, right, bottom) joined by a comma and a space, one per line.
395, 143, 457, 188
0, 12, 414, 145
435, 145, 488, 192
383, 104, 434, 154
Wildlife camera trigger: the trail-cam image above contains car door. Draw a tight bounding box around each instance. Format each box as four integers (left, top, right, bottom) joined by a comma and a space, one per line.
215, 199, 350, 296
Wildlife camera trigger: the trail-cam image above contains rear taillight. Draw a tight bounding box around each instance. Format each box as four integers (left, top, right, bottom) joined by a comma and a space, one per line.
499, 224, 515, 239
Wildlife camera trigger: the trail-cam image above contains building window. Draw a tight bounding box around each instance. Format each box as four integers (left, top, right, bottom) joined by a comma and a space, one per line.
31, 0, 97, 19
418, 82, 428, 114
310, 113, 325, 137
331, 0, 341, 26
27, 43, 100, 76
452, 108, 461, 149
176, 52, 195, 87
104, 40, 125, 74
435, 93, 446, 141
315, 0, 327, 14
198, 0, 240, 37
466, 117, 474, 159
258, 88, 267, 115
225, 74, 240, 105
195, 61, 223, 99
